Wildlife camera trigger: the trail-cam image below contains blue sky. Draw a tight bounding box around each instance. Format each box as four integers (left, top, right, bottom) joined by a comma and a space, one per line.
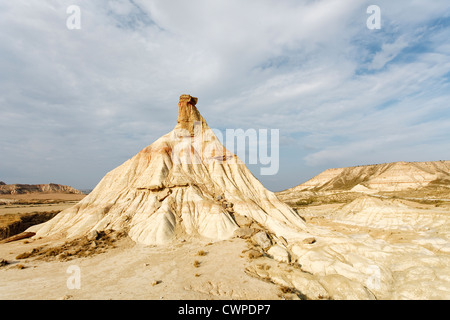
1, 0, 450, 191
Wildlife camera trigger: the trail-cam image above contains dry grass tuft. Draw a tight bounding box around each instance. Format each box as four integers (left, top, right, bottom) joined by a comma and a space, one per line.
247, 249, 263, 259
0, 258, 9, 267
196, 250, 207, 256
15, 229, 127, 262
279, 286, 296, 294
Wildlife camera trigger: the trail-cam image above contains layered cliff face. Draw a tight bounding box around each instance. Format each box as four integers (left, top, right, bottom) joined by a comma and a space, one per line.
0, 183, 83, 195
35, 95, 308, 245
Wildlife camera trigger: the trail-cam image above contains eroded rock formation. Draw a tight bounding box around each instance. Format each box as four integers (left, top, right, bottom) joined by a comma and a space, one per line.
31, 95, 450, 299
35, 95, 310, 246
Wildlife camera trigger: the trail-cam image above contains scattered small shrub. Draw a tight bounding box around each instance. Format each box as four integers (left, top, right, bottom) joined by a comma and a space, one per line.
280, 286, 295, 294
151, 280, 162, 286
14, 230, 126, 262
247, 249, 263, 259
16, 247, 40, 260
294, 199, 314, 206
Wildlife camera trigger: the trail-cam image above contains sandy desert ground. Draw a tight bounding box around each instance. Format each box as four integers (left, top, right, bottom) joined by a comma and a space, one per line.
0, 192, 296, 300
0, 230, 296, 300
1, 191, 449, 300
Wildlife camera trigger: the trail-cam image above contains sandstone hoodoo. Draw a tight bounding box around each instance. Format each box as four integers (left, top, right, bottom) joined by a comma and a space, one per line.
35, 95, 309, 245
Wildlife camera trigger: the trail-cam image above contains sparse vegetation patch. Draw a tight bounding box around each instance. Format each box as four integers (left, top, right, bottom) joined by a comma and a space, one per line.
15, 229, 127, 261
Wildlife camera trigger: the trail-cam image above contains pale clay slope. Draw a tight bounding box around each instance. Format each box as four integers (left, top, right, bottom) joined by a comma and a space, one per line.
22, 95, 449, 299
278, 159, 450, 299
335, 196, 450, 234
296, 195, 450, 299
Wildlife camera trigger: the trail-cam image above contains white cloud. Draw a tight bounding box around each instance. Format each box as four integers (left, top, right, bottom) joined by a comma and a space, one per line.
0, 0, 449, 190
368, 36, 409, 70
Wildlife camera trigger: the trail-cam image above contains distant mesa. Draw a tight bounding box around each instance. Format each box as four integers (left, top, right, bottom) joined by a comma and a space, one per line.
0, 182, 83, 195
280, 160, 450, 193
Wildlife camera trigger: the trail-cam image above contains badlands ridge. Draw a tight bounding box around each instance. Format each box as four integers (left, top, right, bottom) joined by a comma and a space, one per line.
0, 182, 83, 195
0, 95, 449, 300
280, 160, 450, 193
